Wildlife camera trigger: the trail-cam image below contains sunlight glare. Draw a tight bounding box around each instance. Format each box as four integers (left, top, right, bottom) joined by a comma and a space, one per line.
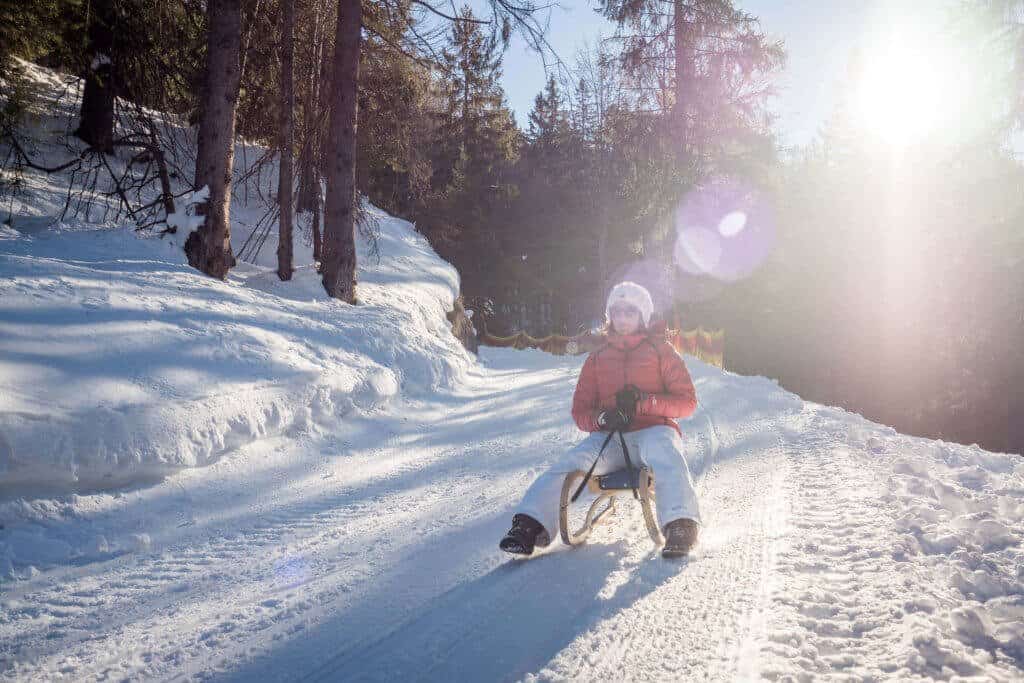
852, 29, 965, 145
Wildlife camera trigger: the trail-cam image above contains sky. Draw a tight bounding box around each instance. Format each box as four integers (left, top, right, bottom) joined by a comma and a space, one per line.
493, 0, 885, 148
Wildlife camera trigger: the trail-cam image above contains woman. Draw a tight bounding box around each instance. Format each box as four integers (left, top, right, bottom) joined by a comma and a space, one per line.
499, 281, 702, 558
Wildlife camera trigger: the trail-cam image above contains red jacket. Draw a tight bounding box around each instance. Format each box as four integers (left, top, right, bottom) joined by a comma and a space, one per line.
571, 326, 697, 435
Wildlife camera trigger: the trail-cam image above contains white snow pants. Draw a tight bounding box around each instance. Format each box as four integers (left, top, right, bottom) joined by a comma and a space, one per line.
517, 425, 702, 540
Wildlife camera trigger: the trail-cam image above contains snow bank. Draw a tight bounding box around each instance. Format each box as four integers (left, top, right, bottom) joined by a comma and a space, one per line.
883, 437, 1024, 671
0, 210, 470, 495
0, 63, 472, 499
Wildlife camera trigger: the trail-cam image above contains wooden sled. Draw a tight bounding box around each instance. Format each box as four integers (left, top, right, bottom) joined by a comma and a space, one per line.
558, 466, 663, 547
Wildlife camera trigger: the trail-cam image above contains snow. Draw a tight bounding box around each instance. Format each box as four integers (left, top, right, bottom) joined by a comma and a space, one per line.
0, 207, 468, 500
163, 185, 208, 242
1, 62, 468, 503
1, 62, 1022, 682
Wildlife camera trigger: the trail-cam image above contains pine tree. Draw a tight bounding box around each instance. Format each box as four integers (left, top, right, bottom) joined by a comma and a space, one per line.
527, 75, 569, 150
426, 7, 519, 291
357, 6, 433, 218
599, 0, 783, 173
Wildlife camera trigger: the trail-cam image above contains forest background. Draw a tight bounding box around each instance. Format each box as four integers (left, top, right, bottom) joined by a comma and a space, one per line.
2, 0, 1023, 454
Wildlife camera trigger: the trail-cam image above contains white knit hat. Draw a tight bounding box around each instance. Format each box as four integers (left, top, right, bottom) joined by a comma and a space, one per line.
605, 281, 654, 327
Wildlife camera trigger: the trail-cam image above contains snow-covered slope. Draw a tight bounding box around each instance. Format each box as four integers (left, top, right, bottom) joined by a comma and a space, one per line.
2, 63, 1023, 682
0, 209, 467, 496
1, 61, 471, 501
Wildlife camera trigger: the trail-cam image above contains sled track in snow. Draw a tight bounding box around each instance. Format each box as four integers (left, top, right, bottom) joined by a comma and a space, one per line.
761, 409, 1024, 681
298, 414, 795, 682
762, 413, 910, 679
531, 445, 791, 681
0, 429, 549, 682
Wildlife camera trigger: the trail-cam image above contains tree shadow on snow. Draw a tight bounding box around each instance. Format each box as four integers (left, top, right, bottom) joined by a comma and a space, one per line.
220, 509, 688, 683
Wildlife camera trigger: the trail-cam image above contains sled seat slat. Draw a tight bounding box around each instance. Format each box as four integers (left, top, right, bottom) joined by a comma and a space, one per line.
596, 468, 643, 491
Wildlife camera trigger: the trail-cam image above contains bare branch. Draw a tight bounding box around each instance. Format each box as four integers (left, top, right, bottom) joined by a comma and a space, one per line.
411, 0, 491, 24
2, 129, 92, 173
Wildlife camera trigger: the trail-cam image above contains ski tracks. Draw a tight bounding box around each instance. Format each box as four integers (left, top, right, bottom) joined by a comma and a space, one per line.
527, 433, 791, 681
761, 409, 914, 681
0, 429, 553, 682
760, 408, 1024, 682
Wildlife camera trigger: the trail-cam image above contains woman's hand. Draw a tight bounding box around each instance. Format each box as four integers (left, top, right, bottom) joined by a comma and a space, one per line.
615, 385, 643, 422
597, 409, 630, 432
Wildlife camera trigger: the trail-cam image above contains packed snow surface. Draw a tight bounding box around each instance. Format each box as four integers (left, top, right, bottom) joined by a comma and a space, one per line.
2, 62, 1023, 682
0, 62, 468, 499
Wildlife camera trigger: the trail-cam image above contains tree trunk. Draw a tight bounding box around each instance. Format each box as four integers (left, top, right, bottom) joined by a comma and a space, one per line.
186, 0, 242, 279
1008, 275, 1024, 454
297, 0, 324, 216
321, 0, 361, 301
312, 206, 322, 262
297, 2, 329, 261
462, 71, 470, 154
277, 0, 295, 281
672, 0, 690, 154
75, 0, 117, 153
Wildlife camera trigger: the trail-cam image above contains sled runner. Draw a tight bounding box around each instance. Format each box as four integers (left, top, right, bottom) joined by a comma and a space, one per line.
558, 465, 663, 547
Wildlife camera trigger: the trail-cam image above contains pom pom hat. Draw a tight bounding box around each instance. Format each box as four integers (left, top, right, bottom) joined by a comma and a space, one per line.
605, 281, 654, 328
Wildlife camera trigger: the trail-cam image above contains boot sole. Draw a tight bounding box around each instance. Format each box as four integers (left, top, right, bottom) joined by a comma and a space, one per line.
499, 540, 534, 556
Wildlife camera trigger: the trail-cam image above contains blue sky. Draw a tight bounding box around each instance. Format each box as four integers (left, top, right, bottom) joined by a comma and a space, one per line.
493, 0, 885, 148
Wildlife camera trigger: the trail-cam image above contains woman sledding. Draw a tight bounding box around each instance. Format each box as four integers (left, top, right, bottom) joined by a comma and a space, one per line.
500, 281, 702, 559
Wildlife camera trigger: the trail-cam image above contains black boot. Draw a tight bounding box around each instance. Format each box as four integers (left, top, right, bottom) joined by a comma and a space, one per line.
499, 514, 550, 556
662, 518, 699, 558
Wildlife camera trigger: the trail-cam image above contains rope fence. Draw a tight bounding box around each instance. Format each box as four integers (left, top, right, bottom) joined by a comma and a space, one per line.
479, 326, 725, 368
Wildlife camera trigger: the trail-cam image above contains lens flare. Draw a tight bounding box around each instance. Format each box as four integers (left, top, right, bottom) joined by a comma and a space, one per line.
675, 226, 723, 275
718, 211, 748, 237
673, 178, 774, 284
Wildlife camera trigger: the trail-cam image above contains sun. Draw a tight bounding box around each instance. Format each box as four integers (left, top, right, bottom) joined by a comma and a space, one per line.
851, 28, 965, 146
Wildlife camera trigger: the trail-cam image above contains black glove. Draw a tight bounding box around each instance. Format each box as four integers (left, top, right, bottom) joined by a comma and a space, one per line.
597, 408, 630, 432
615, 385, 642, 423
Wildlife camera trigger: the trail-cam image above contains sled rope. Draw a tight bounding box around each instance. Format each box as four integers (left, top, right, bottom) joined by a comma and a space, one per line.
571, 430, 615, 503
570, 429, 640, 503
618, 429, 640, 500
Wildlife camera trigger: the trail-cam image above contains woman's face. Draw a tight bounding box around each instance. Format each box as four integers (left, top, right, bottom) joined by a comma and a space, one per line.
609, 303, 642, 336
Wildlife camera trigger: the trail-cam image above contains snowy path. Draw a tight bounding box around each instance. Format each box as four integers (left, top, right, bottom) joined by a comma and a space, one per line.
0, 353, 581, 681
292, 427, 790, 682
2, 351, 1023, 682
5, 61, 1021, 681
4, 61, 1019, 679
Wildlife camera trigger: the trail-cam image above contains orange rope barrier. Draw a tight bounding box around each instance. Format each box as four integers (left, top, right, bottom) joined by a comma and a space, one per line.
480, 326, 725, 368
